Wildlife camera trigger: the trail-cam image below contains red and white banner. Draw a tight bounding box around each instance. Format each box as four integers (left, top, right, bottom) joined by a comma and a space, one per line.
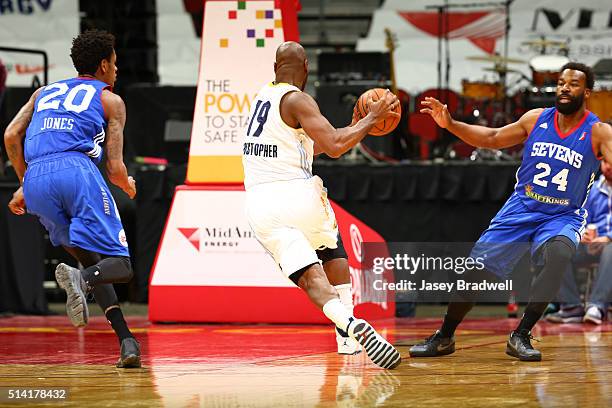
0, 0, 79, 86
333, 204, 395, 319
358, 0, 612, 93
148, 186, 394, 323
150, 187, 286, 288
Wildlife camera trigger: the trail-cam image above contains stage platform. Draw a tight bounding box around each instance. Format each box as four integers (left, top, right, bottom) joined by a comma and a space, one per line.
0, 316, 610, 407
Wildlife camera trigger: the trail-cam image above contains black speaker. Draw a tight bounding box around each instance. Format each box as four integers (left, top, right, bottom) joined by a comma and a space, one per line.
315, 84, 366, 128
318, 52, 390, 82
124, 85, 196, 164
315, 84, 401, 160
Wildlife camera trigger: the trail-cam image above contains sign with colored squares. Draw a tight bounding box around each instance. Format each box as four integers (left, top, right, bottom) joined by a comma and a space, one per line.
219, 1, 283, 49
186, 0, 298, 184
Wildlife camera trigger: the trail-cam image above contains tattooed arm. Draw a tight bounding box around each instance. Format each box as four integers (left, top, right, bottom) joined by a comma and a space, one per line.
3, 87, 42, 184
4, 88, 42, 215
101, 90, 136, 199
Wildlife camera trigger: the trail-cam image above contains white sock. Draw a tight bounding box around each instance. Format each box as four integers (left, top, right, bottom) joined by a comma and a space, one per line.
334, 283, 354, 316
323, 298, 352, 332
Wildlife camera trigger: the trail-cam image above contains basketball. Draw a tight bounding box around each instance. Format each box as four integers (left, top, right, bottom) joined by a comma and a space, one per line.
354, 88, 401, 136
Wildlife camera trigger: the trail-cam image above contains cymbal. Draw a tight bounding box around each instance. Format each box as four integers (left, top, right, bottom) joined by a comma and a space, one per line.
522, 39, 568, 47
467, 55, 526, 64
483, 67, 522, 74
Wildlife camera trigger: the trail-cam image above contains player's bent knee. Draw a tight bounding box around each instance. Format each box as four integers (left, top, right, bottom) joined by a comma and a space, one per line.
101, 256, 134, 283
120, 257, 134, 281
544, 236, 575, 263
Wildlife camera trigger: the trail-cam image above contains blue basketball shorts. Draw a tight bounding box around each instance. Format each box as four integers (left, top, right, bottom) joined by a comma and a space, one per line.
470, 192, 585, 278
23, 152, 129, 257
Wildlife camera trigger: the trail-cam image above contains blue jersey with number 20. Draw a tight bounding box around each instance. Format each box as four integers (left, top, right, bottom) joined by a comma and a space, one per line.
22, 77, 129, 257
25, 77, 109, 164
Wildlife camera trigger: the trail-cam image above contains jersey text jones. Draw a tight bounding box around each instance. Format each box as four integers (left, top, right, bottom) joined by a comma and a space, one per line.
41, 117, 75, 131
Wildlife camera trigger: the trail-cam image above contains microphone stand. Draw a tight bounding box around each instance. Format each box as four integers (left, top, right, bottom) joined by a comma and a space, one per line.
424, 1, 510, 157
425, 3, 448, 156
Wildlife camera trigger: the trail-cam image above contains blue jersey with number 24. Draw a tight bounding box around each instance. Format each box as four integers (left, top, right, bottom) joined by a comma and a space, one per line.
515, 108, 601, 215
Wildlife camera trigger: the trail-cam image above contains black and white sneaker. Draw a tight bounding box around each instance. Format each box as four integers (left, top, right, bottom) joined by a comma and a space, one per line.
55, 263, 89, 327
348, 319, 401, 369
506, 330, 541, 361
337, 326, 362, 355
409, 330, 455, 357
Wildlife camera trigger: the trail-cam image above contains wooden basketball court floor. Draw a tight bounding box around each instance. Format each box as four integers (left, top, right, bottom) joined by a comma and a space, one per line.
0, 315, 610, 407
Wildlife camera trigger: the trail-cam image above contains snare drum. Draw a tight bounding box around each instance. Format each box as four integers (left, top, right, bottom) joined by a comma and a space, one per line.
530, 55, 569, 87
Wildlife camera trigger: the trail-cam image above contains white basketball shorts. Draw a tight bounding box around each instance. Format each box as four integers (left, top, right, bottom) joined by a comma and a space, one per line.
245, 176, 339, 277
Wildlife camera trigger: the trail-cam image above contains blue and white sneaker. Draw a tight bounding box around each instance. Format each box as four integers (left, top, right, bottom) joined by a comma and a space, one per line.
545, 306, 584, 324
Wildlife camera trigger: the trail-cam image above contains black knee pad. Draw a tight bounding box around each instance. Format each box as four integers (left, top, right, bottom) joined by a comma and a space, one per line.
99, 256, 133, 282
530, 236, 575, 303
542, 236, 575, 264
119, 257, 134, 281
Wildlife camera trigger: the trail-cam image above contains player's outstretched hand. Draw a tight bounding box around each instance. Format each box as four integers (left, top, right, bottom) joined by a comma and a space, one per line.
126, 176, 137, 199
8, 186, 26, 215
368, 89, 400, 121
420, 96, 452, 129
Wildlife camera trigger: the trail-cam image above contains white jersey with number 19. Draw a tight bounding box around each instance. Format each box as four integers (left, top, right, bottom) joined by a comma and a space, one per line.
242, 82, 313, 189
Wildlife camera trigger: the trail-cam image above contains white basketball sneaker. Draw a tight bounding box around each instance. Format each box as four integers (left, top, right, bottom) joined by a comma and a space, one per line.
337, 328, 362, 355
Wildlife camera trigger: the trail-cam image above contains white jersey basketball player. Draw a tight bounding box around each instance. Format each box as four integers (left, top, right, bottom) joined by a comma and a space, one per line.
242, 41, 402, 369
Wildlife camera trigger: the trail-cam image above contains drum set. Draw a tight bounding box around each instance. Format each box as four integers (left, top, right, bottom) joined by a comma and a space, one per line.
462, 38, 570, 102
451, 39, 571, 160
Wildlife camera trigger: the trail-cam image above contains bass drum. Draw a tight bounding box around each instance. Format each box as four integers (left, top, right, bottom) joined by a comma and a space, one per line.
462, 80, 501, 100
530, 55, 569, 87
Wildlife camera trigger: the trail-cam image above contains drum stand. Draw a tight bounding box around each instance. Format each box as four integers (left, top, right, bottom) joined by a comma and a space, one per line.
425, 1, 514, 146
343, 142, 398, 164
344, 143, 374, 163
